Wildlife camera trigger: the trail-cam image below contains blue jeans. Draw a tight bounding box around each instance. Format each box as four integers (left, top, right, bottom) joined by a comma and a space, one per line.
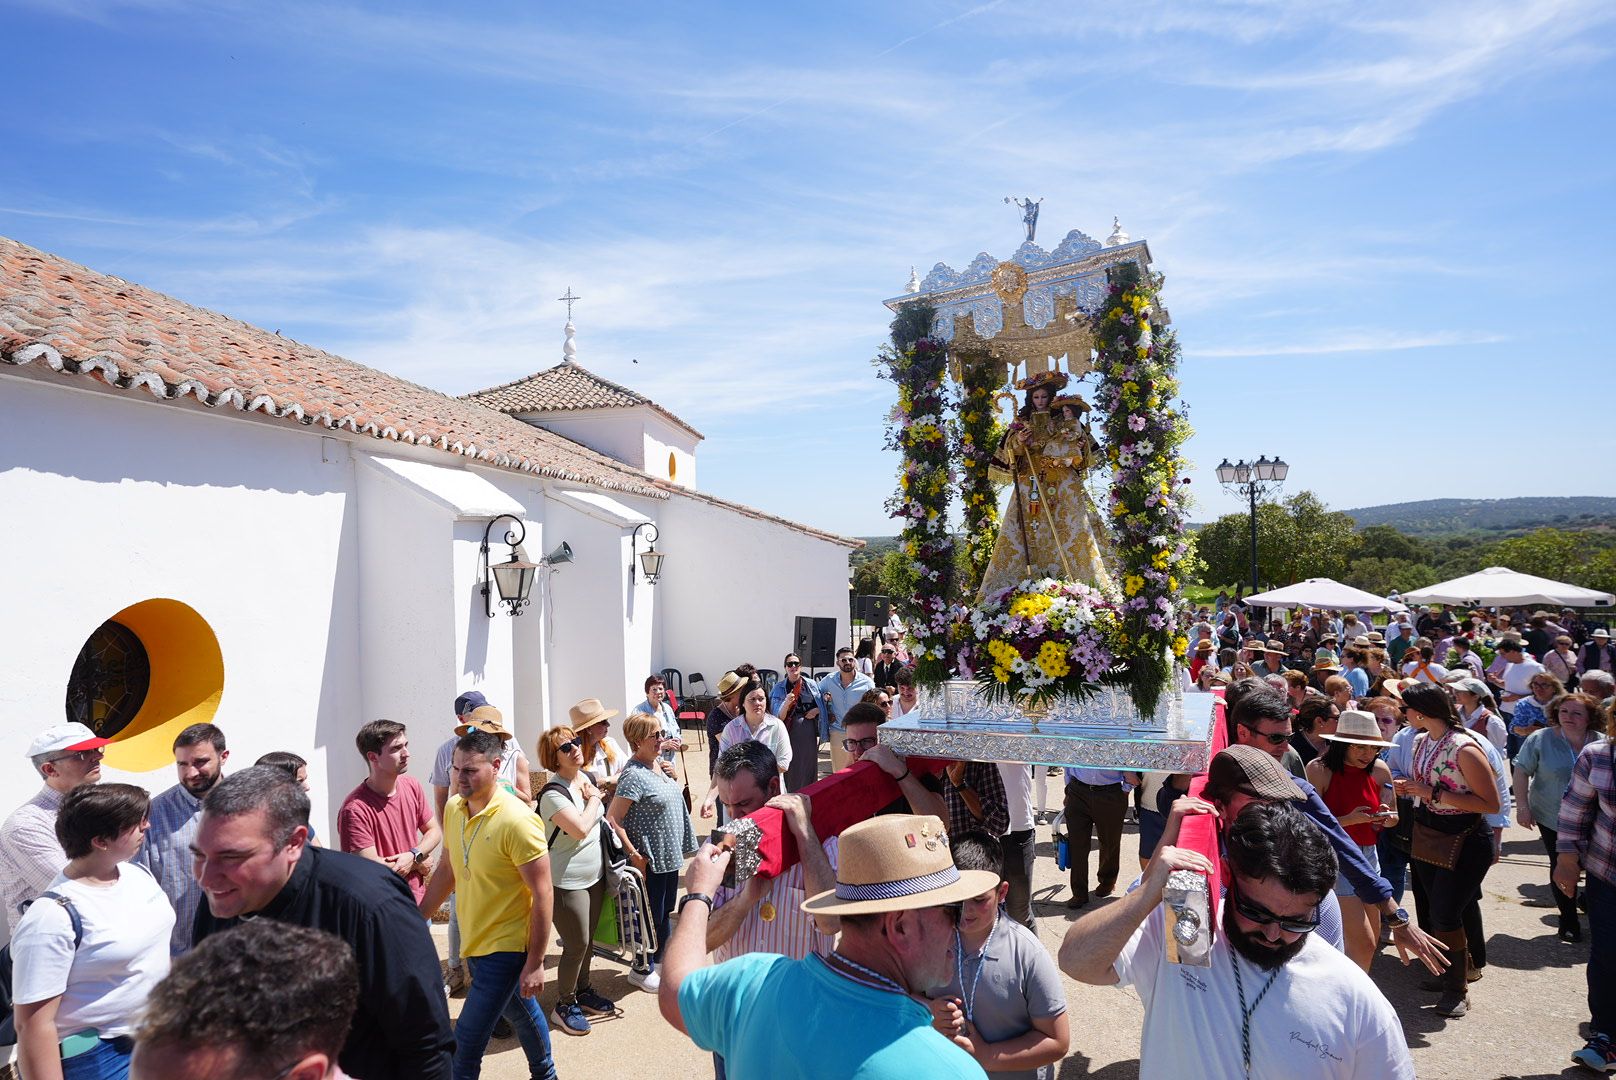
455, 952, 556, 1080
63, 1037, 132, 1080
1587, 875, 1616, 1037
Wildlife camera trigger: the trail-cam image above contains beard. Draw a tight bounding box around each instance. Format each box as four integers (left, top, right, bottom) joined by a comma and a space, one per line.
183, 770, 221, 795
1222, 901, 1307, 971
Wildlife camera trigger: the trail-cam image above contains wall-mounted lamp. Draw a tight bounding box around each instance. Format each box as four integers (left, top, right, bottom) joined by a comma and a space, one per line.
631, 522, 664, 584
481, 516, 570, 618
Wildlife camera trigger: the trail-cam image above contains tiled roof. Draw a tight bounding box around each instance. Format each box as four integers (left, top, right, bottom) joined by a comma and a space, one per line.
0, 236, 664, 497
465, 359, 703, 439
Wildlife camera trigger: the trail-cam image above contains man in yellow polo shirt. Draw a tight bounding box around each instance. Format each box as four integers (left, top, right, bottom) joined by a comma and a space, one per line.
421, 730, 557, 1080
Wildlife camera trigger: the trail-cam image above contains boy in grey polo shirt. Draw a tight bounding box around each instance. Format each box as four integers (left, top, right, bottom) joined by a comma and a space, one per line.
926, 829, 1069, 1079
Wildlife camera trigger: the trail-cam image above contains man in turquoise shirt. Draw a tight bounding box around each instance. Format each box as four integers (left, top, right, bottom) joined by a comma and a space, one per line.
659, 815, 991, 1079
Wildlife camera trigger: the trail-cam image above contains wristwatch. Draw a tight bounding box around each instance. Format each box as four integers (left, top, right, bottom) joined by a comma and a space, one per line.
678, 893, 715, 914
1385, 906, 1411, 929
410, 847, 424, 864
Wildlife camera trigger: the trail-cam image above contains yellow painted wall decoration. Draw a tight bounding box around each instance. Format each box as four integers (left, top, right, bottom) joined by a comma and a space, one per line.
96, 598, 225, 772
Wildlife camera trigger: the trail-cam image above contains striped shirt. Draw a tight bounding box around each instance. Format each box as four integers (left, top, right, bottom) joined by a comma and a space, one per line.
0, 785, 67, 936
1558, 740, 1616, 888
133, 782, 206, 955
712, 836, 839, 962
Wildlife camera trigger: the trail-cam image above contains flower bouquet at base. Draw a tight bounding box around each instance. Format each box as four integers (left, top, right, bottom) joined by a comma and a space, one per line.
960, 578, 1126, 712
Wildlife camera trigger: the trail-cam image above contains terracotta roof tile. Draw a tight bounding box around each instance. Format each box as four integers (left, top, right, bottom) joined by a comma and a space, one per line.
465, 359, 703, 439
0, 236, 664, 498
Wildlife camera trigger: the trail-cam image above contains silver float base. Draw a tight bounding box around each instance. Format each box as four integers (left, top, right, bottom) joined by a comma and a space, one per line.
879, 688, 1216, 772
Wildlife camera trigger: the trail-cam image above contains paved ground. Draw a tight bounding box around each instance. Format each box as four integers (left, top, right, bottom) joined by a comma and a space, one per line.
457, 754, 1595, 1079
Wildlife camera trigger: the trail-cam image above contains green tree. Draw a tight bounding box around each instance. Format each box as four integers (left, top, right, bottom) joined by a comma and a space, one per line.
1357, 525, 1425, 563
1195, 490, 1360, 590
1342, 557, 1440, 596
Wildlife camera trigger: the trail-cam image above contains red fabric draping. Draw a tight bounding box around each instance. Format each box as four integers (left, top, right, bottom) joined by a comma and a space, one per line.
747, 757, 947, 878
1181, 690, 1229, 923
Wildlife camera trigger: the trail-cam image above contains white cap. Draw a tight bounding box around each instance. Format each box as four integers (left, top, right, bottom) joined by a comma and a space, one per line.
26, 722, 111, 759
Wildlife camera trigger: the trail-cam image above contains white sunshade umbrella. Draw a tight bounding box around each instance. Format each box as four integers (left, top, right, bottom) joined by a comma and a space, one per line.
1400, 566, 1615, 608
1241, 578, 1408, 613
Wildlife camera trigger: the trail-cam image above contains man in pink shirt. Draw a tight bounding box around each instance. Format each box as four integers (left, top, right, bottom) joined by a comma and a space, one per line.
338, 720, 441, 902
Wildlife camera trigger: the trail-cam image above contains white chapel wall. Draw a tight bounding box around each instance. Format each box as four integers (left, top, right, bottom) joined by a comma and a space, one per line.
0, 374, 365, 838
653, 493, 851, 690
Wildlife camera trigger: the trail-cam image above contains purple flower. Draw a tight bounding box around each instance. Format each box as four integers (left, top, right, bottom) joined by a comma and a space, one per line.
1128, 414, 1146, 432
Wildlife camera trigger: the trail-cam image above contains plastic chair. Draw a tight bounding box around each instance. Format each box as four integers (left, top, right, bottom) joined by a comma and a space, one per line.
659, 668, 684, 700
679, 673, 710, 750
758, 668, 780, 695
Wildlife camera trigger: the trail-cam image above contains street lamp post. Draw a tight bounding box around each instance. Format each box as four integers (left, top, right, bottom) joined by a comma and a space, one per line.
1214, 456, 1289, 594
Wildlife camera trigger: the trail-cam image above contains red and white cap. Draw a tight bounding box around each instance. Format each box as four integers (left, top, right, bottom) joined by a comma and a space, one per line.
26, 722, 111, 759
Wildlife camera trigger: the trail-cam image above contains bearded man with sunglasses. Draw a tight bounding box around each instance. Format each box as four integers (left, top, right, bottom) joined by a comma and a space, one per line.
1228, 682, 1446, 975
1060, 801, 1413, 1079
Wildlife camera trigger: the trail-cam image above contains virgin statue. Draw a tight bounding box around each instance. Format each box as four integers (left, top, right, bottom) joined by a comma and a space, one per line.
977, 370, 1115, 600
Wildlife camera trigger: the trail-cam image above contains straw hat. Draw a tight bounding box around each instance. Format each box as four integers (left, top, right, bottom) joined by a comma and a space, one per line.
1195, 639, 1216, 653
1380, 678, 1412, 701
455, 705, 513, 741
800, 815, 998, 916
1263, 640, 1287, 655
1322, 710, 1394, 747
567, 698, 618, 734
1366, 632, 1386, 645
715, 671, 747, 698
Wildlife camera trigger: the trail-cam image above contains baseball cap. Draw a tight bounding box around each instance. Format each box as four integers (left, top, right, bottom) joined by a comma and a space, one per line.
454, 690, 489, 716
26, 722, 111, 759
1208, 746, 1306, 802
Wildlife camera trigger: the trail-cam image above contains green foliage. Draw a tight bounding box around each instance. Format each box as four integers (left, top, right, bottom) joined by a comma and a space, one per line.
1357, 525, 1424, 563
1195, 490, 1360, 590
1342, 557, 1441, 596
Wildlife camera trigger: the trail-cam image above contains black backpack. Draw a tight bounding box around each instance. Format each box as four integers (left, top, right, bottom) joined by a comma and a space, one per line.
0, 892, 84, 1045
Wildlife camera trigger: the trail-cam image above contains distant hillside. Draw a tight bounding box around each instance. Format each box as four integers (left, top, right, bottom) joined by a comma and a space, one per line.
1344, 497, 1616, 534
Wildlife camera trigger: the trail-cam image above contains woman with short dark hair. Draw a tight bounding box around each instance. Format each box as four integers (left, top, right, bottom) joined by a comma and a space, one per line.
12, 783, 173, 1080
1396, 682, 1503, 1018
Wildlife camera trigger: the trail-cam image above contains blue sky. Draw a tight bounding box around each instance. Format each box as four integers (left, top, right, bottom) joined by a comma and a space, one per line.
4, 0, 1613, 538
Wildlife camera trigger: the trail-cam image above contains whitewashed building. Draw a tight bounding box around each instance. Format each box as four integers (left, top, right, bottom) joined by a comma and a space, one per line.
0, 235, 857, 858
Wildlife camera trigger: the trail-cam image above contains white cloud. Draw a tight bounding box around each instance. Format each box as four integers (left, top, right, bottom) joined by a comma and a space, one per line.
1194, 329, 1506, 358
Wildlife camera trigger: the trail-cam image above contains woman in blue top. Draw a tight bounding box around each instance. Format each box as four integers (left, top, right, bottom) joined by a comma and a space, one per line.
1514, 691, 1608, 943
631, 675, 685, 771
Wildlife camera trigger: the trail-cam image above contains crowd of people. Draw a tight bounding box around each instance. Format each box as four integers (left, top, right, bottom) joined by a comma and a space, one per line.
0, 600, 1611, 1078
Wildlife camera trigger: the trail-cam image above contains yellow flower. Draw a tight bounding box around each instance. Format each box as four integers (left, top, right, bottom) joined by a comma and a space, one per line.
1009, 593, 1054, 619
994, 666, 1011, 683
1122, 381, 1139, 395
1123, 574, 1144, 597
1111, 501, 1129, 517
1167, 576, 1178, 592
1151, 550, 1171, 570
1172, 635, 1189, 657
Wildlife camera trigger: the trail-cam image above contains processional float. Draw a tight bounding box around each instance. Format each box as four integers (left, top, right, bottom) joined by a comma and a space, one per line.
725, 210, 1220, 963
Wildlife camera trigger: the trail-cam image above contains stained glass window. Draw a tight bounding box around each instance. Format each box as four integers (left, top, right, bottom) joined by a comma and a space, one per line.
65, 619, 150, 738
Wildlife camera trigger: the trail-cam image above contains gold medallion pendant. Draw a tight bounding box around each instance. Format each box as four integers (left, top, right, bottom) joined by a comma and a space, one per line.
759, 901, 778, 922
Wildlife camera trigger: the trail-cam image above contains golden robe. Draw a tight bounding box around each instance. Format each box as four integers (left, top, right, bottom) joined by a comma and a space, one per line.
978, 412, 1115, 600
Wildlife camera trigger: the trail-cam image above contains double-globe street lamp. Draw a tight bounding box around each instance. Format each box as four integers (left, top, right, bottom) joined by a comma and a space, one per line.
1214, 456, 1289, 594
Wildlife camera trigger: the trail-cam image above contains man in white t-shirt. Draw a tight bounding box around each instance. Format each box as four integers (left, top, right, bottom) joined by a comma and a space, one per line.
1490, 639, 1546, 757
996, 762, 1037, 929
1058, 800, 1412, 1080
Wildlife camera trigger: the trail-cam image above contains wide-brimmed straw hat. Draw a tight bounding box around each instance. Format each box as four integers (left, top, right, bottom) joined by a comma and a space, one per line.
567, 698, 618, 733
801, 815, 998, 916
715, 671, 747, 698
1380, 678, 1412, 700
1263, 640, 1287, 654
455, 705, 514, 740
1322, 710, 1394, 747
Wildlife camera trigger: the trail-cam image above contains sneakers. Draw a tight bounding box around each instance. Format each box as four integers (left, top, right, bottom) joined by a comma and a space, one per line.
1573, 1033, 1616, 1072
551, 998, 592, 1037
443, 965, 467, 996
627, 966, 661, 993
1561, 917, 1585, 944
575, 987, 616, 1017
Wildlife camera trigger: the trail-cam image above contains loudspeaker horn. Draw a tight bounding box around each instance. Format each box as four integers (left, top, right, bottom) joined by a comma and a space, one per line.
543, 541, 574, 566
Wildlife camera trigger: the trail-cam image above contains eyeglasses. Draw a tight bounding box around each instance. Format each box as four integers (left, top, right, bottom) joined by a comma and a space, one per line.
1227, 877, 1320, 934
878, 698, 892, 708
841, 736, 879, 752
785, 661, 801, 668
1239, 724, 1290, 746
881, 650, 895, 656
50, 749, 103, 765
557, 739, 581, 754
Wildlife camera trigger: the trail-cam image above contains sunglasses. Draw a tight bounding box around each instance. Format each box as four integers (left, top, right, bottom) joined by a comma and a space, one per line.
1227, 878, 1320, 935
785, 661, 801, 668
1239, 724, 1290, 746
557, 739, 582, 755
841, 736, 879, 753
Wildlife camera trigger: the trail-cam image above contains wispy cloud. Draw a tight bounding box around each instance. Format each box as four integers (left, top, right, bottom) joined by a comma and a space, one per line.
1195, 329, 1506, 358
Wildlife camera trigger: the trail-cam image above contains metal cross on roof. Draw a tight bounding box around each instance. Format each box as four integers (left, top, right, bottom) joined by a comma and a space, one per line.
557, 285, 582, 321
